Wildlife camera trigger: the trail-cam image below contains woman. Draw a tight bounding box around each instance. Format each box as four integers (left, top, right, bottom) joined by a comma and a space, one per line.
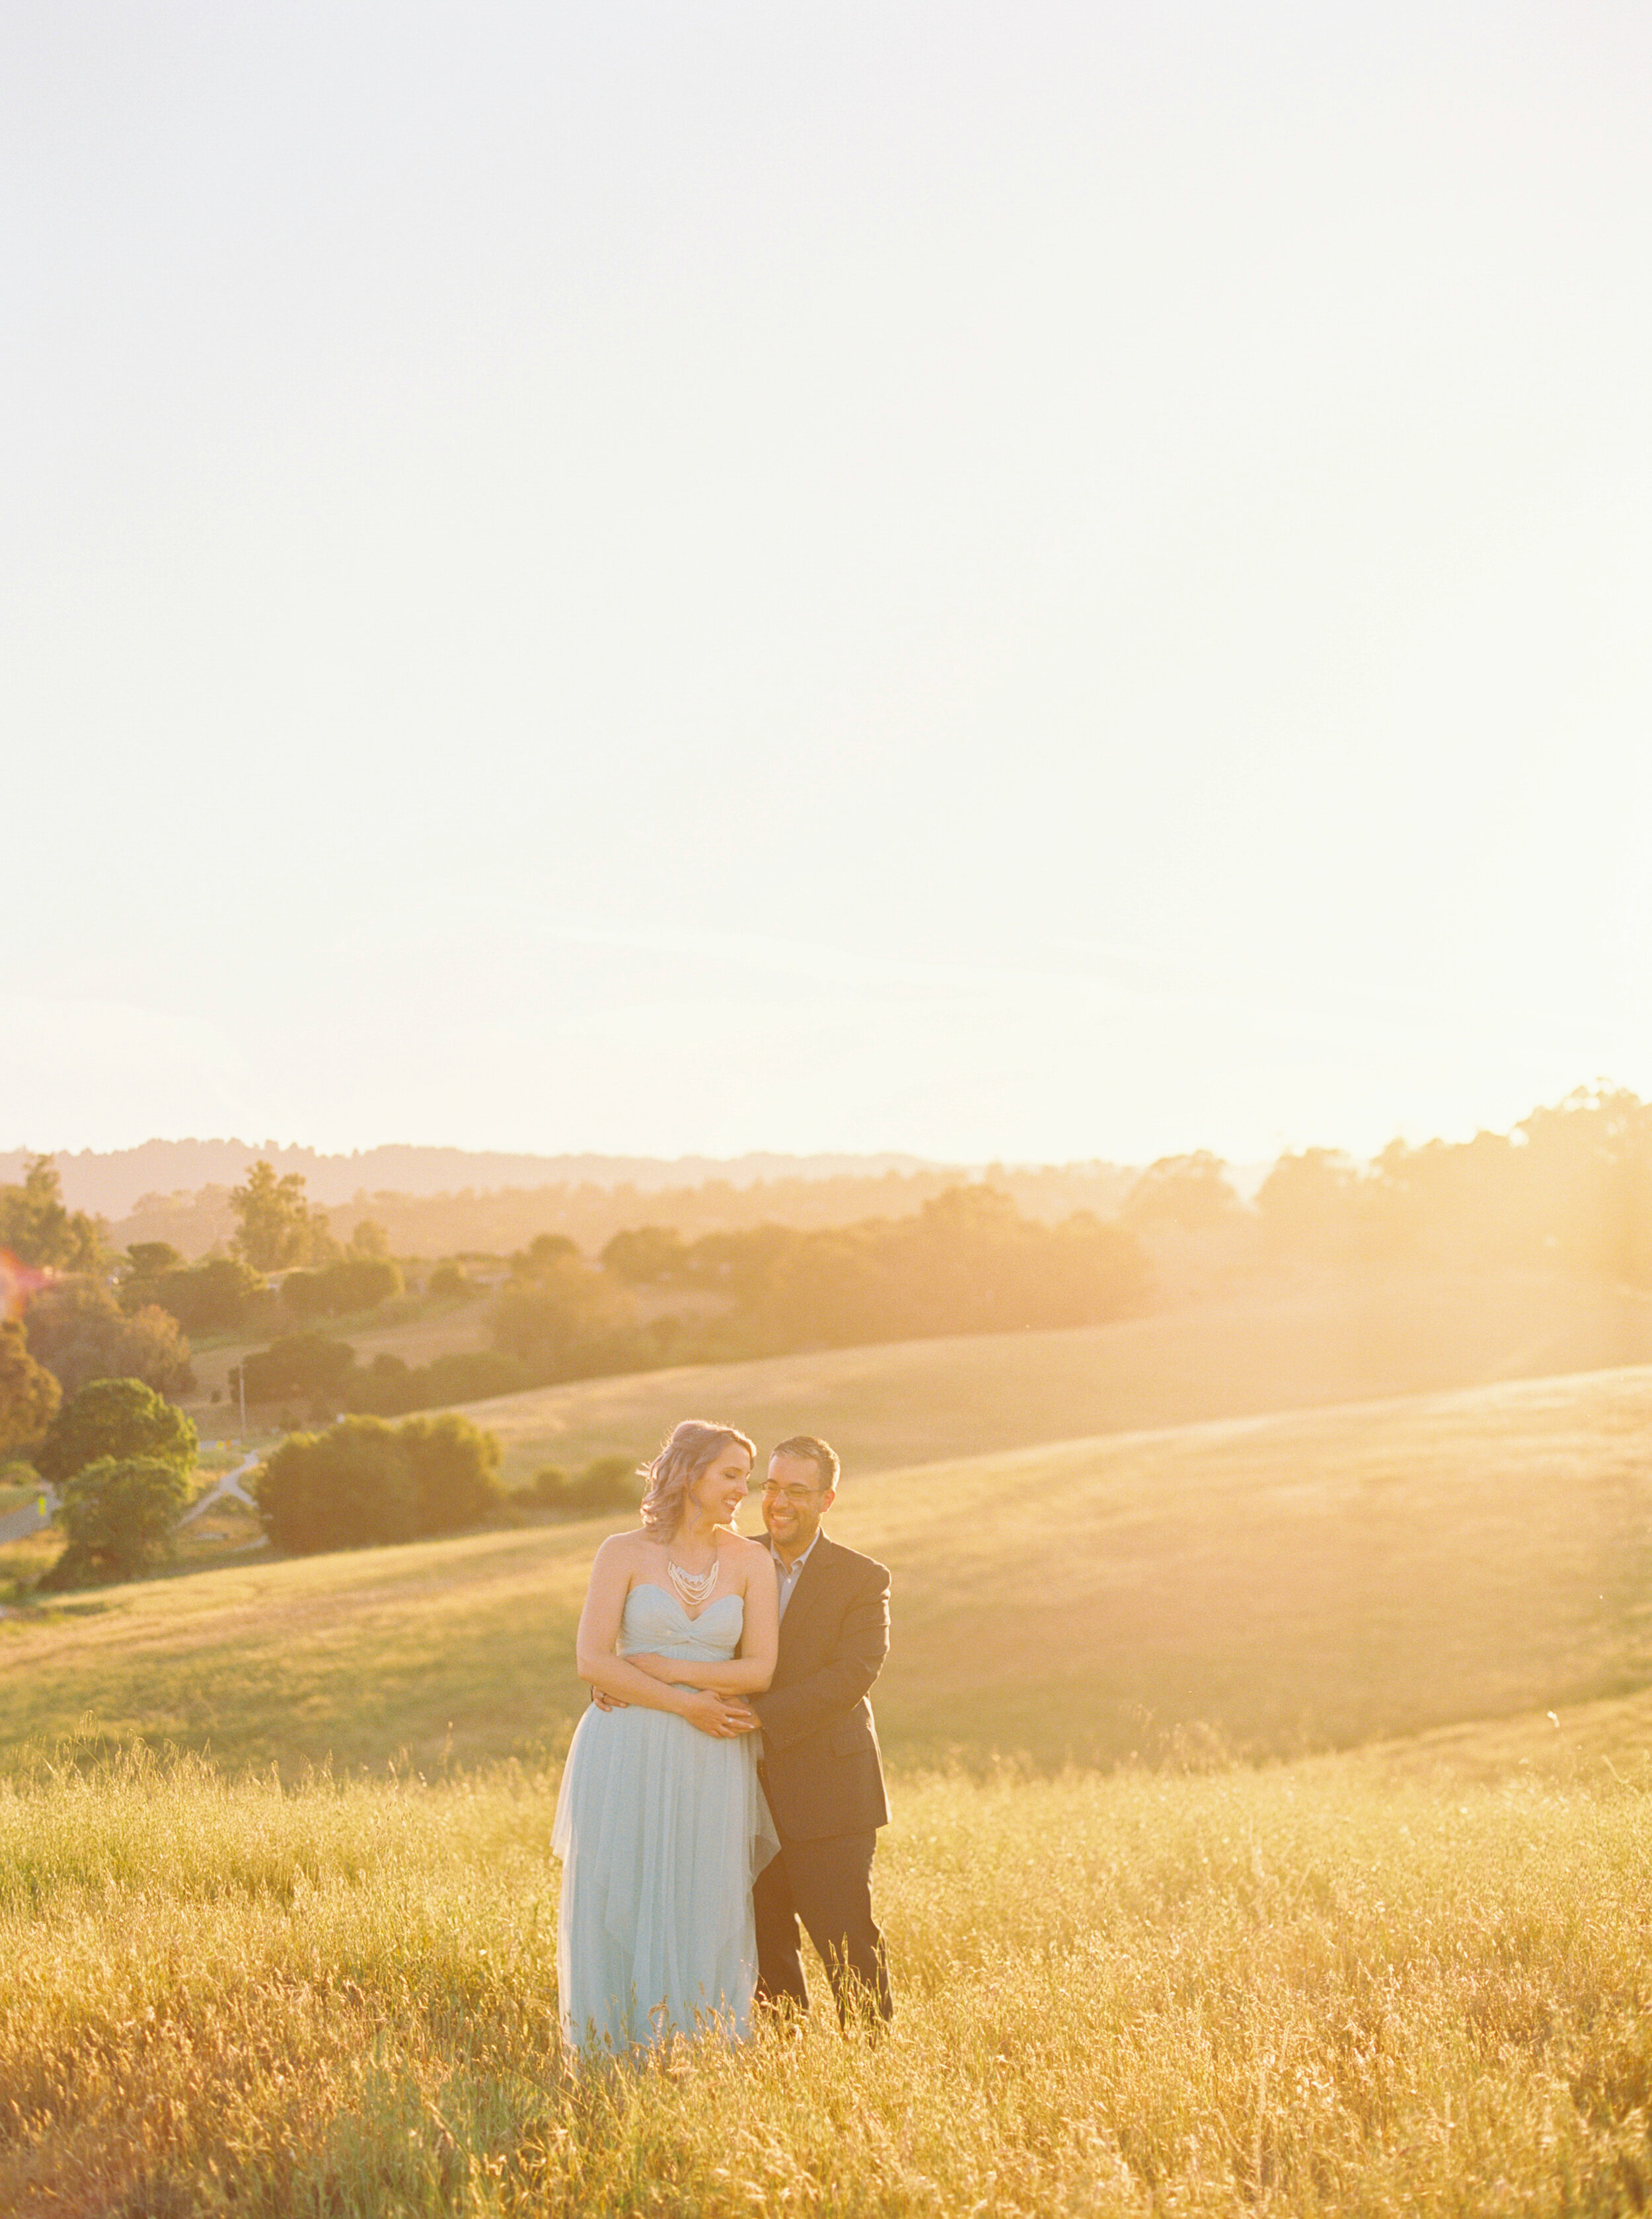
552, 1419, 780, 2056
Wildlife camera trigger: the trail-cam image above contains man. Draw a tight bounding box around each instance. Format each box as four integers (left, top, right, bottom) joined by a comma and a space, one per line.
728, 1433, 893, 2024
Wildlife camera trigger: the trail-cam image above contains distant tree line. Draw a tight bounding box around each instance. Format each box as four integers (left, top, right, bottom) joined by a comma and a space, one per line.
589, 1184, 1150, 1359
230, 1334, 527, 1419
1256, 1086, 1652, 1283
227, 1184, 1150, 1422
109, 1161, 1139, 1267
9, 1086, 1652, 1453
0, 1160, 414, 1437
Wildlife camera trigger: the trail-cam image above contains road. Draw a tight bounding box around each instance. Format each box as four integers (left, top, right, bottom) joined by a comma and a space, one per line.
0, 1450, 261, 1546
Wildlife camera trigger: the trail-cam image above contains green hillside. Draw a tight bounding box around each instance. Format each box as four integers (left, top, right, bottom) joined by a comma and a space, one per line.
6, 1363, 1651, 1779
453, 1266, 1652, 1483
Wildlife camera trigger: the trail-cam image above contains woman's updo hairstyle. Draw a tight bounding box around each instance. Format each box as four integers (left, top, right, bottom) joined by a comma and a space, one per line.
639, 1420, 755, 1542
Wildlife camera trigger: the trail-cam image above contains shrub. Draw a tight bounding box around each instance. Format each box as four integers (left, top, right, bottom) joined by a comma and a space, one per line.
279, 1271, 328, 1323
35, 1377, 197, 1487
237, 1334, 357, 1410
282, 1257, 403, 1322
572, 1454, 643, 1513
426, 1260, 474, 1300
341, 1348, 529, 1418
517, 1462, 566, 1507
408, 1349, 527, 1406
524, 1453, 642, 1519
42, 1454, 190, 1587
353, 1353, 414, 1414
254, 1419, 418, 1554
253, 1412, 506, 1554
398, 1411, 504, 1535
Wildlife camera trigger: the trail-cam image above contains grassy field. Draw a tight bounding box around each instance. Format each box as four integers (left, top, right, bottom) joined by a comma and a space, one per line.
6, 1364, 1652, 1778
10, 1347, 1652, 2213
449, 1267, 1652, 1485
6, 1749, 1652, 2216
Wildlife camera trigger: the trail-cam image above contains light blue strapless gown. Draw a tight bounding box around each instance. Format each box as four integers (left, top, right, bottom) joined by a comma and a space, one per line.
552, 1583, 779, 2056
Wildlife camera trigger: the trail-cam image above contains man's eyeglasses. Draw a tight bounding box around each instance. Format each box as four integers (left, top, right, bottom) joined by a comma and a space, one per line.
761, 1480, 823, 1504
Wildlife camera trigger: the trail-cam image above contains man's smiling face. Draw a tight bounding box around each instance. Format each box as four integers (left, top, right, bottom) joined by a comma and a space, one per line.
761, 1450, 835, 1562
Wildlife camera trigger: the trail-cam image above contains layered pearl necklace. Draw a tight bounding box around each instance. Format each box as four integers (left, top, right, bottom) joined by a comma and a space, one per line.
666, 1554, 720, 1608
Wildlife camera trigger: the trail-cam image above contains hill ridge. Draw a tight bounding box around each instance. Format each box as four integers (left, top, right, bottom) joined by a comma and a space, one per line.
0, 1141, 946, 1220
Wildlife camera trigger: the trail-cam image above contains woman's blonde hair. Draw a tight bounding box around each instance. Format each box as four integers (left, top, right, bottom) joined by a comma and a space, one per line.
639, 1419, 755, 1540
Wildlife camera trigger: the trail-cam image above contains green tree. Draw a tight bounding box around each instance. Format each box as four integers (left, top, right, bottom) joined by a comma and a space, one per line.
35, 1376, 197, 1487
0, 1317, 60, 1458
136, 1254, 265, 1335
600, 1225, 688, 1284
346, 1217, 391, 1259
229, 1161, 336, 1271
398, 1410, 504, 1534
0, 1155, 106, 1272
33, 1375, 195, 1482
253, 1418, 418, 1554
44, 1454, 190, 1587
510, 1232, 582, 1277
22, 1279, 196, 1398
124, 1241, 184, 1279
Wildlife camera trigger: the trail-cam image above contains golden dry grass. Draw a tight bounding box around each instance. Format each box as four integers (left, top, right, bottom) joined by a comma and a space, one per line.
10, 1334, 1652, 2213
5, 1752, 1652, 2215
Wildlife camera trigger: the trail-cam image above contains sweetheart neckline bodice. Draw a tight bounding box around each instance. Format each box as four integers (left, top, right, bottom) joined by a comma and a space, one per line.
626, 1581, 745, 1627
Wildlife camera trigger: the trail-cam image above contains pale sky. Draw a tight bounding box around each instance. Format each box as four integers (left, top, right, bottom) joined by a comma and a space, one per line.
5, 3, 1650, 1168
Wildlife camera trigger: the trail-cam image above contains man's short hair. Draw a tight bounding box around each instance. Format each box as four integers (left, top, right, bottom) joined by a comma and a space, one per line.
770, 1435, 840, 1491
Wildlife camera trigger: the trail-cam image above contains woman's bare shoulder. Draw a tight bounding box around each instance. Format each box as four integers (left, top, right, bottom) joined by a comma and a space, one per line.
722, 1532, 773, 1565
593, 1528, 651, 1563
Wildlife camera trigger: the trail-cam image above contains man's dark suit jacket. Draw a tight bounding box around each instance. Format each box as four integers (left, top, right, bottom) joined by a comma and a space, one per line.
750, 1531, 891, 1843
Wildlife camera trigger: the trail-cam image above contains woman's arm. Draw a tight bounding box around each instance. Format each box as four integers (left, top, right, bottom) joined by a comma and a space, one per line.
574, 1540, 749, 1733
625, 1543, 779, 1694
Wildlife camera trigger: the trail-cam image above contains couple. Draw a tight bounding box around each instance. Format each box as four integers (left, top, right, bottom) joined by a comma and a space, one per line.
551, 1420, 893, 2056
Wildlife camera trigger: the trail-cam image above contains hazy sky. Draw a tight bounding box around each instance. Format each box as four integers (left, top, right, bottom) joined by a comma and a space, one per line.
6, 3, 1649, 1168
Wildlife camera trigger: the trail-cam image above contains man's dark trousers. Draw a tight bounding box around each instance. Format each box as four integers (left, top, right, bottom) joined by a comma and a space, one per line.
749, 1530, 893, 2025
753, 1825, 891, 2022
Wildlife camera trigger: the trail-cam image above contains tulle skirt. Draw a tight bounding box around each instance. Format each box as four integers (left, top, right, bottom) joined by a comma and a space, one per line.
552, 1699, 778, 2056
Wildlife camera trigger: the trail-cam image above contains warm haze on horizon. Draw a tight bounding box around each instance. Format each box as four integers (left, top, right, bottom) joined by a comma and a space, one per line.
6, 5, 1649, 1167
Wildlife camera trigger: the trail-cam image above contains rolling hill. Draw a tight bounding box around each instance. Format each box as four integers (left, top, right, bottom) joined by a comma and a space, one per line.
6, 1361, 1651, 1781
174, 1261, 1652, 1447
449, 1265, 1652, 1482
